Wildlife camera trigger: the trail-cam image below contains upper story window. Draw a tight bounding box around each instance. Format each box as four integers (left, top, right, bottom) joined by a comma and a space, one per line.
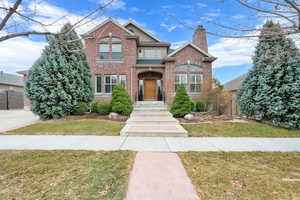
98, 36, 122, 60
138, 48, 165, 59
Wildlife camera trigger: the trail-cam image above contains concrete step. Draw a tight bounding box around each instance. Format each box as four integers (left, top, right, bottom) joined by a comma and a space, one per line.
126, 117, 179, 125
134, 107, 168, 111
135, 101, 164, 105
120, 124, 188, 137
130, 111, 172, 117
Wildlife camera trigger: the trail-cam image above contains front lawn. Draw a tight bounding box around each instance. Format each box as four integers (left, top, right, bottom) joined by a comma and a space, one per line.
0, 150, 134, 200
183, 122, 300, 137
6, 119, 124, 136
180, 152, 300, 200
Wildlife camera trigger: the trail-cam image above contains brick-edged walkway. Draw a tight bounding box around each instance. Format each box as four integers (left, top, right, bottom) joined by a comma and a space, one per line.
125, 152, 201, 200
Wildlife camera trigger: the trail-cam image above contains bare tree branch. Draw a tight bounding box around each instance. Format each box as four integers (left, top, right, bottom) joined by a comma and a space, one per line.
0, 0, 114, 42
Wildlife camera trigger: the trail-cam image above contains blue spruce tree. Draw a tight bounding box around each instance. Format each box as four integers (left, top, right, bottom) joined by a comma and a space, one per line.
26, 23, 93, 120
238, 21, 300, 129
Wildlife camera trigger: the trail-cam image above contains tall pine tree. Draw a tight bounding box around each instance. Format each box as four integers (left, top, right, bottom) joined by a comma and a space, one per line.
238, 21, 300, 129
26, 23, 93, 120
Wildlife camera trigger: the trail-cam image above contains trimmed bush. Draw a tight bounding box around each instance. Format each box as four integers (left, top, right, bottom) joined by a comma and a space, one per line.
91, 101, 112, 115
195, 101, 206, 112
111, 85, 133, 116
73, 102, 88, 115
170, 85, 192, 117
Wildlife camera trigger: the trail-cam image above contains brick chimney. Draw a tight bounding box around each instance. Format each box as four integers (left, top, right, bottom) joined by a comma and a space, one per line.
192, 25, 208, 52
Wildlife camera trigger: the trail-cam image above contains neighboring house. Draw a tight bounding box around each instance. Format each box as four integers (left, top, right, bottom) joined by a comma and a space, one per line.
17, 70, 31, 108
223, 74, 247, 115
0, 71, 24, 109
82, 19, 217, 104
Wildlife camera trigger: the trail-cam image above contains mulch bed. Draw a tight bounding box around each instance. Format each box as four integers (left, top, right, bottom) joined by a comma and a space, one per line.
54, 113, 129, 122
177, 114, 245, 123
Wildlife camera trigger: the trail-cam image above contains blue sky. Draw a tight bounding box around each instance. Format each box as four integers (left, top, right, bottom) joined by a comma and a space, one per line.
0, 0, 264, 83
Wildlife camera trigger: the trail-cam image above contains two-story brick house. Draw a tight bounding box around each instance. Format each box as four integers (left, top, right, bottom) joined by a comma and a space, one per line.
82, 18, 216, 104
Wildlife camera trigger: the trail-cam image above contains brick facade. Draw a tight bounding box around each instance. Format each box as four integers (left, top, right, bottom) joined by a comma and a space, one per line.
82, 19, 216, 105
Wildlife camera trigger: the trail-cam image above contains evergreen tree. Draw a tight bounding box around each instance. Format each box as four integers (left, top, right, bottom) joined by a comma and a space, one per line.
238, 21, 300, 129
26, 23, 93, 120
170, 85, 192, 117
111, 85, 133, 116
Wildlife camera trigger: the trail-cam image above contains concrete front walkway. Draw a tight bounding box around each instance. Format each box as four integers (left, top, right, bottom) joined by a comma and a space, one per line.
125, 152, 200, 200
0, 135, 300, 152
0, 110, 39, 133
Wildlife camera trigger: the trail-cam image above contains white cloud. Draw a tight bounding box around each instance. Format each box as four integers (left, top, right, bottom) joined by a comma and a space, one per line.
0, 37, 46, 73
196, 3, 207, 8
209, 37, 256, 68
129, 7, 140, 12
0, 1, 130, 73
160, 23, 178, 32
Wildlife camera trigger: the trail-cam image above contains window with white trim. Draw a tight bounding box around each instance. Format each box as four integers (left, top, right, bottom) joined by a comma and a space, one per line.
105, 75, 117, 93
119, 75, 126, 88
190, 74, 202, 93
175, 74, 188, 91
99, 44, 109, 59
98, 37, 122, 60
112, 44, 122, 59
96, 75, 102, 93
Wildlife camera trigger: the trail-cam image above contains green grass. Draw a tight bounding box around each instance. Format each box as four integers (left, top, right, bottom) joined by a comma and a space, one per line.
183, 122, 300, 137
0, 150, 134, 200
180, 152, 300, 200
7, 119, 124, 136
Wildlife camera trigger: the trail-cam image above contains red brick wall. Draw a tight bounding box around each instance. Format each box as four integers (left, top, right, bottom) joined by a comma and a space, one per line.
165, 45, 212, 104
84, 21, 213, 105
84, 21, 137, 102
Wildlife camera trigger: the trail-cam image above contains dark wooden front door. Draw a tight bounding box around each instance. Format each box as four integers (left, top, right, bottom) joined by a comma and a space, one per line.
144, 79, 156, 100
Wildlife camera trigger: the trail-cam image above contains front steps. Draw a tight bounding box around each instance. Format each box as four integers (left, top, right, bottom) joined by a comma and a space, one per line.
120, 101, 188, 137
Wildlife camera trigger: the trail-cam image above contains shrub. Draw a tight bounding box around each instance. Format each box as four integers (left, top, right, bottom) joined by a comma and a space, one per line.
111, 85, 133, 116
98, 102, 111, 115
170, 85, 192, 117
91, 102, 99, 113
195, 101, 206, 112
190, 101, 196, 112
73, 102, 88, 115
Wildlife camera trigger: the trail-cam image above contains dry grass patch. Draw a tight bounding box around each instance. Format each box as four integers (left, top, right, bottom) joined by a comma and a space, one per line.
0, 150, 134, 200
184, 122, 300, 137
7, 119, 124, 136
180, 152, 300, 200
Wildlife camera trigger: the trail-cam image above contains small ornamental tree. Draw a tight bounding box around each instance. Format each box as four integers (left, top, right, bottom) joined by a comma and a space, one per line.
26, 23, 93, 120
238, 21, 300, 129
111, 85, 133, 116
170, 85, 192, 117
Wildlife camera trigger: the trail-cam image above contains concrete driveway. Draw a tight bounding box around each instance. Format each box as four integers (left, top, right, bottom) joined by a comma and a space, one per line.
0, 110, 39, 133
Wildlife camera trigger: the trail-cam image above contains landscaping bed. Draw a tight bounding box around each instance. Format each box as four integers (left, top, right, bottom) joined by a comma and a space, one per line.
6, 119, 124, 136
180, 152, 300, 200
183, 121, 300, 137
0, 150, 134, 200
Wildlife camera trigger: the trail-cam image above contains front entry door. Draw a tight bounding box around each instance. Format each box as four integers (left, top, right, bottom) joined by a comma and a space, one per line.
144, 79, 156, 100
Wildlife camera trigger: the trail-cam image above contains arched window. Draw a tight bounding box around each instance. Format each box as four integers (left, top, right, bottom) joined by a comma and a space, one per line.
98, 36, 122, 60
175, 65, 202, 72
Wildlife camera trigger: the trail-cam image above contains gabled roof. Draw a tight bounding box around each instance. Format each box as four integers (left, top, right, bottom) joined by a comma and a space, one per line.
81, 18, 135, 37
123, 20, 161, 42
223, 74, 247, 91
0, 71, 24, 87
168, 42, 215, 58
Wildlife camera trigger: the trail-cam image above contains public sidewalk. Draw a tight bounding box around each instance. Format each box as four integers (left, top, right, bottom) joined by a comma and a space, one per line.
125, 152, 201, 200
0, 135, 300, 152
